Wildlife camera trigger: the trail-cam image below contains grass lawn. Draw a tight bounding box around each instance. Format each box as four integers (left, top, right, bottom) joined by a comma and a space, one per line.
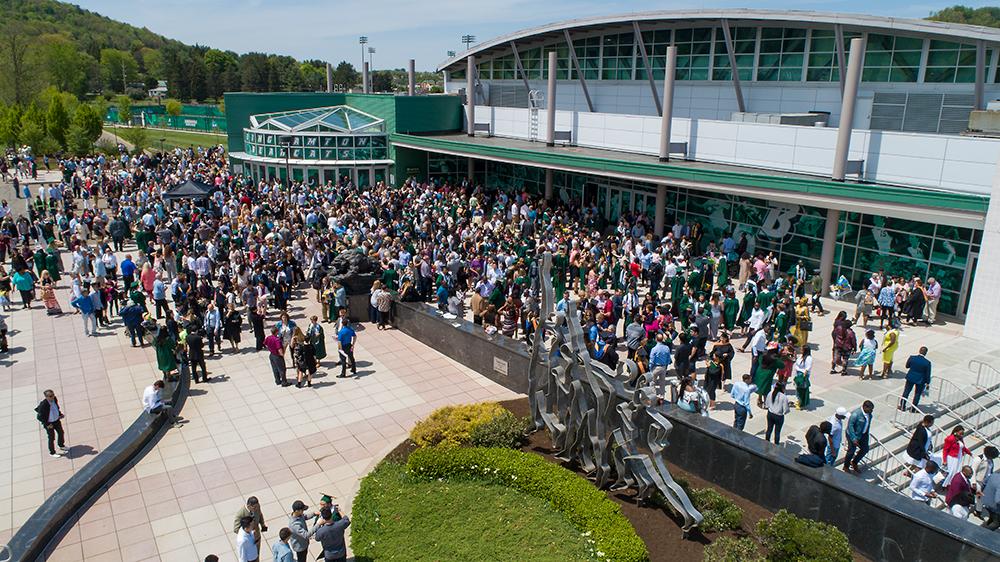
104, 127, 227, 151
352, 462, 595, 561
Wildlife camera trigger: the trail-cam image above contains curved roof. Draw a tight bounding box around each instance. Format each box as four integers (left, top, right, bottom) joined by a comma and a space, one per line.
248, 105, 384, 134
437, 9, 1000, 71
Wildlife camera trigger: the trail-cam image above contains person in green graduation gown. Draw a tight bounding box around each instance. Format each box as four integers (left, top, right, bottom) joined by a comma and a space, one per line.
154, 328, 178, 380
772, 302, 790, 341
32, 248, 47, 277
687, 266, 703, 299
669, 269, 685, 311
754, 344, 782, 407
723, 289, 739, 331
45, 244, 61, 282
716, 256, 728, 288
551, 250, 569, 301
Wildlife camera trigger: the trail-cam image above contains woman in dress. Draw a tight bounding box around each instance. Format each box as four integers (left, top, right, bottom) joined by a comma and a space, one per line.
855, 329, 879, 380
292, 327, 317, 388
40, 272, 63, 315
881, 318, 901, 379
793, 347, 813, 410
790, 296, 811, 348
941, 426, 972, 487
223, 302, 242, 351
711, 332, 735, 382
903, 279, 927, 325
737, 253, 752, 291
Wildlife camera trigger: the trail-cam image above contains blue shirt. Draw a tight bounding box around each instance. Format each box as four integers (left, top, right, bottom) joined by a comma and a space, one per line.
272, 541, 294, 562
152, 279, 166, 300
337, 326, 356, 347
71, 294, 95, 314
649, 343, 672, 367
120, 259, 136, 277
730, 381, 757, 409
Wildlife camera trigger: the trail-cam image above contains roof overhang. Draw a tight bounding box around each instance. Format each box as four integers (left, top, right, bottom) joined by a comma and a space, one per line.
438, 9, 1000, 71
390, 133, 987, 229
229, 152, 393, 167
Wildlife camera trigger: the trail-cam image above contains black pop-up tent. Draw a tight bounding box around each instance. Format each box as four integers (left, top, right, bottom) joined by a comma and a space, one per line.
162, 179, 218, 202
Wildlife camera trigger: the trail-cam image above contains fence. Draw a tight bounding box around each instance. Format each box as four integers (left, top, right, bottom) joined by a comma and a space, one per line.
104, 104, 227, 133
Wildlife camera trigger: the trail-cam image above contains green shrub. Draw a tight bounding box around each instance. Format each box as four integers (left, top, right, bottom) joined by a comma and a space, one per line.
689, 488, 743, 533
407, 446, 649, 562
703, 536, 764, 562
756, 509, 851, 562
409, 402, 507, 447
469, 410, 529, 449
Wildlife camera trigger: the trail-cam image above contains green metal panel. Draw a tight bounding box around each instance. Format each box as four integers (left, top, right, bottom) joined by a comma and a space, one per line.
389, 133, 989, 215
393, 146, 430, 183
393, 95, 463, 133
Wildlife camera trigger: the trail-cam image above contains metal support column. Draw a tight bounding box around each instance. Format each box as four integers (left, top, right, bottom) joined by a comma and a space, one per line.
545, 169, 554, 200
834, 24, 846, 96
563, 29, 595, 112
720, 20, 746, 113
510, 41, 533, 97
326, 63, 333, 92
363, 62, 370, 94
633, 21, 663, 116
976, 40, 987, 111
467, 55, 476, 137
832, 38, 864, 181
546, 51, 557, 147
654, 184, 667, 236
468, 157, 475, 183
820, 208, 840, 296
659, 46, 677, 162
408, 59, 416, 96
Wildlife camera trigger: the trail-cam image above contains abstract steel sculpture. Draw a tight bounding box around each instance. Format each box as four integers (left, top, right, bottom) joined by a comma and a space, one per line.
527, 252, 704, 531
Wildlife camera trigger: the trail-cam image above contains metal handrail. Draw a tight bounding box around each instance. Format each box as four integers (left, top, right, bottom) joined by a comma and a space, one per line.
929, 378, 1000, 450
970, 359, 1000, 400
866, 433, 912, 495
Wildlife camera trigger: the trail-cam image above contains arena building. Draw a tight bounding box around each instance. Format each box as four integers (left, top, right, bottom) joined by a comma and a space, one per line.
227, 9, 1000, 336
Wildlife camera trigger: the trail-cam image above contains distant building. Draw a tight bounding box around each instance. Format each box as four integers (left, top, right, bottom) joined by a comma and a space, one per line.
148, 80, 168, 98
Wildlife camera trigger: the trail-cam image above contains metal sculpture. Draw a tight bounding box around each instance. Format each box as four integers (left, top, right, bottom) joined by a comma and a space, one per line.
527, 252, 704, 531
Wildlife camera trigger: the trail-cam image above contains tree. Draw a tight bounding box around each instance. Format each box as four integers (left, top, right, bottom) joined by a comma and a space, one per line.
187, 54, 208, 101
116, 95, 132, 124
300, 62, 325, 92
928, 6, 1000, 27
46, 94, 70, 149
371, 71, 394, 93
74, 103, 103, 142
119, 125, 148, 153
164, 98, 182, 116
204, 48, 238, 99
67, 104, 102, 155
0, 104, 22, 147
332, 61, 360, 90
0, 23, 42, 104
100, 48, 139, 93
240, 53, 270, 92
39, 34, 88, 96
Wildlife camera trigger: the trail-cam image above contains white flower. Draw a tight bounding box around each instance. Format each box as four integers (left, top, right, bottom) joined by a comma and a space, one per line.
597, 552, 605, 558
371, 541, 376, 546
581, 531, 591, 537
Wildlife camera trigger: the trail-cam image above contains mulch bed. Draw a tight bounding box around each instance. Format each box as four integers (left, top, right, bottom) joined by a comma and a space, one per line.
379, 397, 869, 561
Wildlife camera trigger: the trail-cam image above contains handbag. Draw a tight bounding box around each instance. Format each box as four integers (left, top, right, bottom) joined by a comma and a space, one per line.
800, 319, 813, 331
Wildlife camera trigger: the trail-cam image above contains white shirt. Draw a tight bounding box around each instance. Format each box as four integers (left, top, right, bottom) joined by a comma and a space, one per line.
748, 308, 765, 330
236, 527, 258, 562
142, 385, 163, 412
909, 470, 936, 502
827, 415, 845, 451
793, 355, 813, 375
749, 329, 768, 356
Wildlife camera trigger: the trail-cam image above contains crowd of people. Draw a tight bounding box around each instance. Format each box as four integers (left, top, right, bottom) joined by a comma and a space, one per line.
6, 136, 994, 552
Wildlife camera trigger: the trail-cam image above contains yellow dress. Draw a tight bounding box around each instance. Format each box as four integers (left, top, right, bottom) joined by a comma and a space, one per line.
882, 329, 900, 364
790, 304, 810, 347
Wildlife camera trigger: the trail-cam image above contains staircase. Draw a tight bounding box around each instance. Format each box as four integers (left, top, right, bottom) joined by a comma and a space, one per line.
859, 360, 1000, 512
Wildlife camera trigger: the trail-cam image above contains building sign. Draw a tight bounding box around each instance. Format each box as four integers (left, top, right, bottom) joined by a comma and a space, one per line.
493, 357, 508, 376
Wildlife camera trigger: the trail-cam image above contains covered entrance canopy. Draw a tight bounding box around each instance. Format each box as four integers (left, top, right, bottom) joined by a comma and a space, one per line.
162, 179, 218, 201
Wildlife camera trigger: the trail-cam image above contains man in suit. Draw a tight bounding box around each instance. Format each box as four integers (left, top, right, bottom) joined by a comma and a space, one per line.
35, 389, 68, 457
899, 346, 932, 412
843, 400, 874, 474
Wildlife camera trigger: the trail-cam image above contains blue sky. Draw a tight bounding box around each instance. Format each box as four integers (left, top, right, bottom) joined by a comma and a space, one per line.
75, 0, 996, 70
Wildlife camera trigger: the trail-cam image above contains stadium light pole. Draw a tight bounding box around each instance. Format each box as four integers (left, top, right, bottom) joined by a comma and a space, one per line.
368, 47, 376, 71
359, 36, 368, 74
462, 35, 476, 51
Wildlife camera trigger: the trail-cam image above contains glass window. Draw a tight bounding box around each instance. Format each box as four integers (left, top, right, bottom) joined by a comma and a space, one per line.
863, 33, 921, 82
571, 35, 601, 80
601, 32, 635, 80
637, 29, 672, 80
674, 27, 713, 81
807, 29, 861, 82
712, 26, 755, 81
756, 27, 807, 81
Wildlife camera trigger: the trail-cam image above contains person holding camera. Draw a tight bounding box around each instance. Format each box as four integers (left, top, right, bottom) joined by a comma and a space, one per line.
233, 496, 267, 549
314, 506, 351, 562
